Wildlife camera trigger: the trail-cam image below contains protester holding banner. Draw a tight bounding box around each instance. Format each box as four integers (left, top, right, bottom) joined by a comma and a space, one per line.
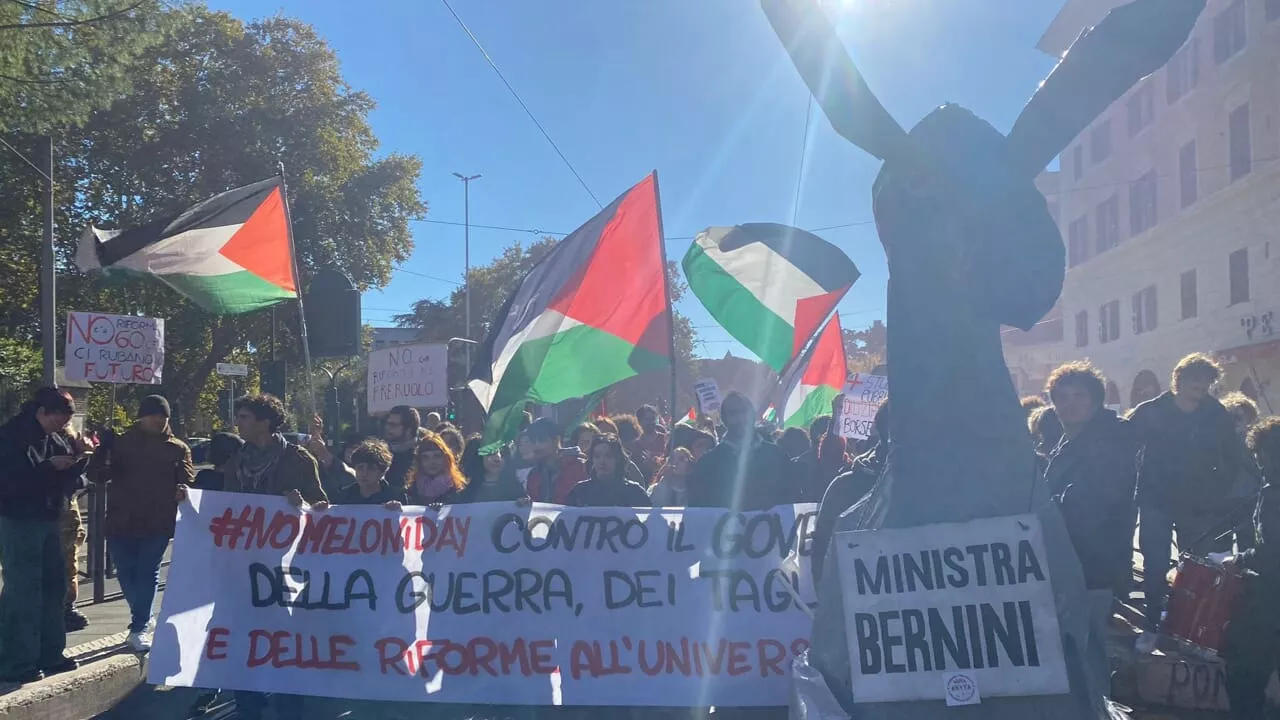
524, 418, 587, 504
405, 432, 467, 505
688, 392, 793, 511
1222, 416, 1280, 720
649, 446, 694, 507
220, 394, 326, 506
1041, 362, 1137, 598
326, 440, 406, 507
100, 395, 194, 652
383, 405, 421, 489
457, 438, 527, 504
566, 434, 651, 508
0, 388, 88, 684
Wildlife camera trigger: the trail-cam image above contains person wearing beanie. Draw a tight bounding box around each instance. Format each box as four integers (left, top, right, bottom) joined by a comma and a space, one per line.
96, 394, 193, 652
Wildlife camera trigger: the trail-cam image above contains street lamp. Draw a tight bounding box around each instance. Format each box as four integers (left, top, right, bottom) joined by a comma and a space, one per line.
452, 172, 481, 371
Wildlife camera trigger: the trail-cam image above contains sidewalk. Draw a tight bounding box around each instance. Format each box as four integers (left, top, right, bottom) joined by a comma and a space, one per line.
0, 544, 170, 720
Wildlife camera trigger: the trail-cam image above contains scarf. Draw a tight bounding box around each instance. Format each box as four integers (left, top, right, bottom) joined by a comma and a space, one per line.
414, 473, 455, 502
238, 433, 288, 493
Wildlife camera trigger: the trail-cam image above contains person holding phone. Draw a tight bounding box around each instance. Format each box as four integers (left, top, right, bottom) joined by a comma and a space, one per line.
0, 388, 90, 684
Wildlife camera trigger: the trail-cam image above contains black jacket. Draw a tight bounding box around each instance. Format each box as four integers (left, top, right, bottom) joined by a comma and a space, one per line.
1044, 408, 1137, 593
688, 436, 795, 511
386, 445, 415, 490
565, 477, 651, 508
0, 412, 87, 521
1240, 481, 1280, 597
812, 444, 885, 585
455, 473, 527, 504
1130, 392, 1239, 518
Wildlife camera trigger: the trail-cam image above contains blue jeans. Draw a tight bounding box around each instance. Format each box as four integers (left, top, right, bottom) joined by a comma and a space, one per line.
106, 535, 169, 633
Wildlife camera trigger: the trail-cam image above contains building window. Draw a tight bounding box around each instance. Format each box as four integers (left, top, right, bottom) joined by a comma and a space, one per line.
1133, 285, 1158, 334
1096, 194, 1121, 252
1129, 170, 1158, 236
1127, 83, 1155, 137
1099, 300, 1121, 344
1214, 0, 1247, 64
1090, 120, 1112, 163
1167, 39, 1200, 103
1269, 0, 1280, 22
1075, 310, 1089, 348
1072, 144, 1084, 182
1230, 103, 1251, 181
1068, 215, 1090, 267
1181, 270, 1197, 319
1230, 248, 1250, 305
1179, 140, 1198, 208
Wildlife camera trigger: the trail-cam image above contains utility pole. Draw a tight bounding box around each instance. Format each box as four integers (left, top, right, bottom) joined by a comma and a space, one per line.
452, 172, 481, 373
39, 136, 55, 386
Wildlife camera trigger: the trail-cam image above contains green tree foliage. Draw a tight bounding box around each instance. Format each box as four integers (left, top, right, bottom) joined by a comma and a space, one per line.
0, 0, 165, 134
11, 6, 427, 434
844, 319, 886, 374
393, 237, 699, 384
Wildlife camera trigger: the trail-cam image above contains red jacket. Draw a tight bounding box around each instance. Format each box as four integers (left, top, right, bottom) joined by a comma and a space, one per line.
526, 454, 587, 505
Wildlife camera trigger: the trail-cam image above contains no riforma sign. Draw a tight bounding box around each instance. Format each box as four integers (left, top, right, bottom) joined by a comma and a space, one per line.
834, 514, 1068, 704
65, 311, 165, 385
366, 343, 447, 413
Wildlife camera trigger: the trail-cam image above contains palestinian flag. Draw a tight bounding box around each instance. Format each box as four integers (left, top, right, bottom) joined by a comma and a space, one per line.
683, 223, 858, 371
77, 177, 298, 314
761, 405, 778, 423
675, 407, 697, 428
469, 174, 671, 448
772, 312, 846, 429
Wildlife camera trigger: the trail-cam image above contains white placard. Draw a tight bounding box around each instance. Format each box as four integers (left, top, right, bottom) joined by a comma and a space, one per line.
834, 514, 1067, 703
150, 490, 818, 706
217, 363, 249, 377
693, 377, 722, 415
366, 343, 447, 413
65, 311, 165, 385
836, 373, 887, 440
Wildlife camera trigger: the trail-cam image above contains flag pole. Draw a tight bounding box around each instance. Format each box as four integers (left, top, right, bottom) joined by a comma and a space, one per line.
651, 170, 678, 440
276, 163, 318, 426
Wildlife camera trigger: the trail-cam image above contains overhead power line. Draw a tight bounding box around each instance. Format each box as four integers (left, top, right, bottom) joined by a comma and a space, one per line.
440, 0, 602, 208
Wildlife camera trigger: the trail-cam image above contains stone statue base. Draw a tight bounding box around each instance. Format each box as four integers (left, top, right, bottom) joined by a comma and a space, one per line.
800, 477, 1120, 719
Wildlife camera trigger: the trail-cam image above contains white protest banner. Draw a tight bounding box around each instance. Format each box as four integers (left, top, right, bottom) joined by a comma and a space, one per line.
64, 311, 165, 384
366, 343, 447, 413
151, 491, 818, 706
834, 514, 1067, 704
837, 373, 887, 440
693, 378, 722, 415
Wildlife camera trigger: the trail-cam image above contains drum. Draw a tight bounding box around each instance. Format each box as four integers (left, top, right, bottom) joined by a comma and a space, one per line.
1163, 553, 1244, 655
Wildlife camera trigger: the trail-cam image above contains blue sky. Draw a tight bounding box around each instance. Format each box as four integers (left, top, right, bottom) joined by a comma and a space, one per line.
209, 0, 1062, 359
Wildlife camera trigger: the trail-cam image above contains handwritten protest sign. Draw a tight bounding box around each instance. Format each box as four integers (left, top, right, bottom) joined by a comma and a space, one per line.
64, 311, 164, 384
833, 514, 1067, 704
151, 491, 818, 706
693, 378, 722, 415
366, 343, 446, 413
837, 373, 887, 440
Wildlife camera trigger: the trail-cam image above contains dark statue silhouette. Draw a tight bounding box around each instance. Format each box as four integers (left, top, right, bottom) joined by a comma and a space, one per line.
761, 0, 1205, 717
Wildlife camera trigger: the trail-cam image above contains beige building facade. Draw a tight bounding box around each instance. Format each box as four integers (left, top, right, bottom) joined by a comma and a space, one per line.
1005, 0, 1280, 412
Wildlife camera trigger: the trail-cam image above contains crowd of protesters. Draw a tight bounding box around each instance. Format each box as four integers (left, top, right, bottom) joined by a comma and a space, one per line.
3, 348, 1279, 719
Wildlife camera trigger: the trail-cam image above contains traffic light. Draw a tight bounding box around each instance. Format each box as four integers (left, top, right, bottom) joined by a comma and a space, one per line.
446, 399, 457, 423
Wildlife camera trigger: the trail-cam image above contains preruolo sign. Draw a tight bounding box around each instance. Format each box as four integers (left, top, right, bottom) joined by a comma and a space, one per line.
150, 491, 818, 706
834, 514, 1068, 703
65, 311, 165, 385
366, 343, 447, 413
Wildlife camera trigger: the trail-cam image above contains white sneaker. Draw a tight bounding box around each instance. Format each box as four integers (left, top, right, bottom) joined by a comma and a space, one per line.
1134, 632, 1158, 654
126, 630, 153, 652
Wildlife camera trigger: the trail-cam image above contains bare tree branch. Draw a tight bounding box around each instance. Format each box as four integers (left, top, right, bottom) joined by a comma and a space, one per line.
0, 71, 71, 85
2, 0, 72, 21
0, 0, 146, 31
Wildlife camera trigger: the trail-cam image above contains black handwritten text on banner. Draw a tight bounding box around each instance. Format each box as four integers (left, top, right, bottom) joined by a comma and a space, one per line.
834, 514, 1068, 703
148, 491, 817, 706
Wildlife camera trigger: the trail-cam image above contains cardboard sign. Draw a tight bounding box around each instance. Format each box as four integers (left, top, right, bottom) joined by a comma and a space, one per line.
366, 343, 447, 413
150, 491, 818, 706
834, 514, 1068, 703
64, 311, 164, 384
217, 363, 249, 377
837, 373, 887, 440
693, 378, 723, 415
